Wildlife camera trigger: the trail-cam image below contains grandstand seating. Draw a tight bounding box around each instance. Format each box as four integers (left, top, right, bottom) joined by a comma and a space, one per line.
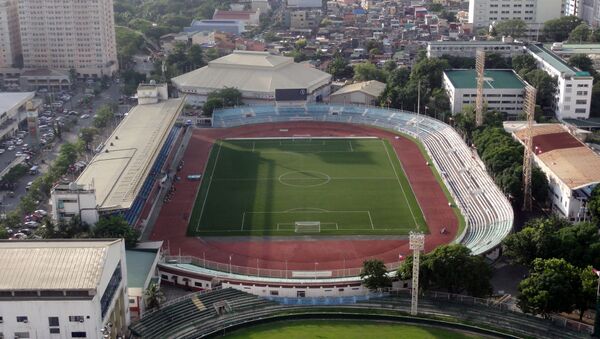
212, 104, 513, 255
122, 126, 181, 225
129, 288, 277, 339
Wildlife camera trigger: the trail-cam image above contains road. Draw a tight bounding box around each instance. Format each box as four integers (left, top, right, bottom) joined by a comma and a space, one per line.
0, 81, 124, 213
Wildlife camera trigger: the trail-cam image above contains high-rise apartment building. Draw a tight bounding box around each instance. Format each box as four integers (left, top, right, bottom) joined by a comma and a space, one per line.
0, 0, 21, 68
469, 0, 565, 38
565, 0, 600, 27
17, 0, 118, 78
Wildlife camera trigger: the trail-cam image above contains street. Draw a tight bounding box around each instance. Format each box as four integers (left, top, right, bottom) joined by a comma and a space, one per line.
0, 81, 124, 213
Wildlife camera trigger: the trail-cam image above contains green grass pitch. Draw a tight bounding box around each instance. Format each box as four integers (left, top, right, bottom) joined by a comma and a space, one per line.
187, 138, 427, 236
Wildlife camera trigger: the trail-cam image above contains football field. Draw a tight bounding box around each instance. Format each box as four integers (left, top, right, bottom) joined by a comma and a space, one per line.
187, 138, 427, 236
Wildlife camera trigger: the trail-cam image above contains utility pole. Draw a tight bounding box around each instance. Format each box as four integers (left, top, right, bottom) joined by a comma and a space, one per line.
475, 49, 486, 127
409, 231, 425, 316
522, 85, 537, 212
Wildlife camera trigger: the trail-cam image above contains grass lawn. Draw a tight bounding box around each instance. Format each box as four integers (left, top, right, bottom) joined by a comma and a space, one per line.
222, 320, 482, 339
188, 138, 427, 236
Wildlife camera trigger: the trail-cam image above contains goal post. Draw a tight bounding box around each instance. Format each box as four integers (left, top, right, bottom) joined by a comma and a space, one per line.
291, 135, 312, 143
294, 221, 321, 233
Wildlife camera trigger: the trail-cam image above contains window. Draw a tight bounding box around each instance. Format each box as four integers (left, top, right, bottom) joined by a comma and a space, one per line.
16, 316, 28, 323
270, 290, 279, 296
50, 328, 60, 334
71, 332, 86, 338
48, 317, 59, 326
68, 316, 84, 323
14, 332, 30, 339
576, 100, 587, 105
100, 262, 122, 318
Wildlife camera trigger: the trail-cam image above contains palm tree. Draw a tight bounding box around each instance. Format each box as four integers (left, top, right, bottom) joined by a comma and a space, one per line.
144, 283, 166, 311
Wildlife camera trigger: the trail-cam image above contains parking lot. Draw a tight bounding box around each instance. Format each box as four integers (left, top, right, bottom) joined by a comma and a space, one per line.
0, 80, 125, 214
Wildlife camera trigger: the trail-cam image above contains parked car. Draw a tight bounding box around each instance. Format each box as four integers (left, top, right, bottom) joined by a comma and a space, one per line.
25, 181, 33, 191
80, 114, 90, 119
0, 149, 5, 154
24, 221, 40, 228
15, 152, 24, 157
34, 209, 48, 216
7, 145, 15, 151
15, 139, 23, 145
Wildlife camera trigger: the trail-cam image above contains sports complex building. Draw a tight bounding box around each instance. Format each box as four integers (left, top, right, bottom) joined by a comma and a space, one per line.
142, 103, 513, 299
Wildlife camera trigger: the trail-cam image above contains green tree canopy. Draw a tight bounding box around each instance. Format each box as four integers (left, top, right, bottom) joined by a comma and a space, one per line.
398, 244, 492, 297
360, 259, 391, 290
203, 87, 243, 116
327, 56, 354, 79
518, 258, 581, 316
522, 69, 558, 109
494, 19, 527, 38
543, 16, 583, 42
569, 23, 591, 43
589, 185, 600, 223
93, 215, 140, 248
512, 54, 538, 77
353, 62, 387, 82
569, 54, 596, 75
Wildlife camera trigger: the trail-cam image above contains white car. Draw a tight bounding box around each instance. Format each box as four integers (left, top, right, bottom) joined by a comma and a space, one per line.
15, 152, 24, 157
0, 149, 5, 154
34, 209, 48, 216
7, 145, 15, 151
80, 114, 90, 119
15, 139, 23, 145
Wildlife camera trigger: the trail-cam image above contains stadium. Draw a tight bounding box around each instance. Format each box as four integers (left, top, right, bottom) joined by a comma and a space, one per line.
148, 103, 514, 297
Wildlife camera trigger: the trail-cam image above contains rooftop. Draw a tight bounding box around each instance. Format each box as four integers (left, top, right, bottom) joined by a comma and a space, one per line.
75, 98, 183, 211
126, 249, 159, 288
0, 92, 35, 113
527, 44, 589, 77
213, 10, 257, 21
545, 43, 600, 54
330, 80, 386, 97
444, 69, 526, 89
0, 240, 121, 292
513, 124, 600, 189
172, 51, 331, 94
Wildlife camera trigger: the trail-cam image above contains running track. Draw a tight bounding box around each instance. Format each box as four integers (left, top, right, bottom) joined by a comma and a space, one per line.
150, 122, 458, 272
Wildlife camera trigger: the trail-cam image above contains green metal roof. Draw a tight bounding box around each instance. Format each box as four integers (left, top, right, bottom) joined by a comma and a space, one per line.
126, 249, 158, 288
527, 44, 589, 76
545, 43, 600, 54
444, 69, 525, 89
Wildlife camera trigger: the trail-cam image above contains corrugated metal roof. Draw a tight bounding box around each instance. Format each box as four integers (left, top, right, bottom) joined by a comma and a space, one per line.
0, 240, 120, 291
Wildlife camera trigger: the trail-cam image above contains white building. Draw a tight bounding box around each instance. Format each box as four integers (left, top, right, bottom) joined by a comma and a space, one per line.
427, 40, 525, 59
468, 0, 564, 38
329, 80, 386, 105
172, 51, 332, 105
17, 0, 118, 78
0, 0, 21, 68
0, 91, 35, 140
50, 83, 183, 225
565, 0, 600, 27
511, 123, 600, 221
527, 44, 594, 120
443, 69, 527, 115
126, 242, 162, 322
287, 0, 323, 8
0, 239, 129, 339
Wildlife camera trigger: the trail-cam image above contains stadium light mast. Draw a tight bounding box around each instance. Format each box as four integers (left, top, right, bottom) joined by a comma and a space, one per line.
475, 49, 486, 127
522, 85, 537, 212
409, 231, 425, 316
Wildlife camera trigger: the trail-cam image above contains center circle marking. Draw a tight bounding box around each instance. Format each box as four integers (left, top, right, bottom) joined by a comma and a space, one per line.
278, 170, 331, 187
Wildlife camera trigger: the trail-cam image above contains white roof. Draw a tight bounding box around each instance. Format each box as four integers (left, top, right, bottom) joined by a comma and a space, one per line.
76, 98, 183, 211
172, 50, 332, 94
0, 92, 35, 113
330, 80, 386, 98
0, 240, 121, 291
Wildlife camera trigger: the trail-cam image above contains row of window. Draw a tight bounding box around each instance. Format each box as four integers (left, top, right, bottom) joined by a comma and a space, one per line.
1, 315, 85, 323
0, 331, 87, 338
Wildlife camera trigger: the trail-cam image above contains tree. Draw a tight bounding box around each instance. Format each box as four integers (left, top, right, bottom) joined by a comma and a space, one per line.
79, 127, 98, 149
494, 19, 527, 38
382, 60, 397, 74
485, 53, 511, 69
543, 16, 583, 42
203, 87, 242, 116
0, 226, 7, 239
427, 88, 450, 118
202, 97, 223, 116
569, 54, 595, 75
187, 44, 205, 70
327, 56, 354, 79
589, 185, 600, 223
518, 258, 581, 317
144, 282, 166, 311
353, 62, 386, 82
93, 215, 140, 248
360, 259, 391, 290
522, 69, 558, 109
93, 105, 115, 128
576, 267, 598, 321
410, 57, 449, 90
591, 82, 600, 118
503, 216, 568, 267
569, 23, 591, 43
512, 54, 538, 77
398, 244, 493, 297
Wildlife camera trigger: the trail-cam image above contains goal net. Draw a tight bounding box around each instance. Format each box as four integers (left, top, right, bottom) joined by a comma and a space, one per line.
291, 135, 312, 143
294, 221, 321, 233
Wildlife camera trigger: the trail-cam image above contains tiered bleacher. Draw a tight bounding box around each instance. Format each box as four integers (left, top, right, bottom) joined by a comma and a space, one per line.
129, 288, 278, 339
121, 126, 182, 225
212, 104, 513, 255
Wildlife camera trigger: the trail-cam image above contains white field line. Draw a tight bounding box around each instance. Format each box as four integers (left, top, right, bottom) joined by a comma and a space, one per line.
195, 142, 222, 232
241, 212, 246, 231
349, 140, 354, 152
381, 139, 418, 228
213, 176, 396, 181
367, 211, 374, 230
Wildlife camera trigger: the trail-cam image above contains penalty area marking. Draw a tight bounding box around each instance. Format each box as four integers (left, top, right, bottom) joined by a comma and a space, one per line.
241, 209, 374, 231
195, 142, 222, 232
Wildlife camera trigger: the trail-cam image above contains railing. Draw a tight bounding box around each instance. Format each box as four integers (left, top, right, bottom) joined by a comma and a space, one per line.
163, 254, 404, 280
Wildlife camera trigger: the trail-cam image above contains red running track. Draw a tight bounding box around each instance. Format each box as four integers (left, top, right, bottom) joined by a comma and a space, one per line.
150, 122, 458, 272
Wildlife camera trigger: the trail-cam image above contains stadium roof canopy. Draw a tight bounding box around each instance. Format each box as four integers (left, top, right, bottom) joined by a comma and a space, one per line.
444, 69, 526, 89
514, 124, 600, 189
76, 98, 183, 211
171, 50, 332, 94
0, 92, 35, 113
0, 239, 121, 292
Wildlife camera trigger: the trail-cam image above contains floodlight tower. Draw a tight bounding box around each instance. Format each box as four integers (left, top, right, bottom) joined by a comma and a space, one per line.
522, 85, 537, 212
475, 49, 486, 127
409, 231, 425, 316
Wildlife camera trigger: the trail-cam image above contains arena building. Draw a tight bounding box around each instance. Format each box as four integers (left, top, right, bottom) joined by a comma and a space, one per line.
171, 51, 332, 105
443, 69, 527, 115
50, 83, 186, 226
511, 123, 600, 221
0, 239, 129, 339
